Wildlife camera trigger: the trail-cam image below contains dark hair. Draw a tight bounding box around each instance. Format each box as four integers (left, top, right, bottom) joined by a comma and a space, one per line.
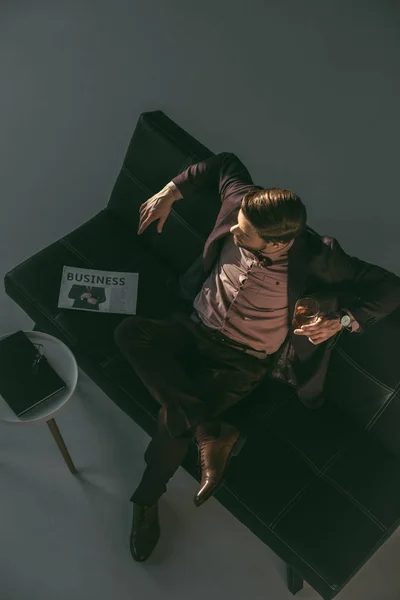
241, 188, 307, 243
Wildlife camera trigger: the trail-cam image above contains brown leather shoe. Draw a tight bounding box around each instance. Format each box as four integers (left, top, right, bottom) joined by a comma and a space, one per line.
194, 423, 246, 507
130, 502, 160, 562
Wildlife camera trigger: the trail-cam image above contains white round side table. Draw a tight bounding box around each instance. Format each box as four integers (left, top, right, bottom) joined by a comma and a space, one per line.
0, 330, 79, 474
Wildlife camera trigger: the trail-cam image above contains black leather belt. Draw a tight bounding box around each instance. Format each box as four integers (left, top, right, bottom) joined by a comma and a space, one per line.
190, 311, 269, 360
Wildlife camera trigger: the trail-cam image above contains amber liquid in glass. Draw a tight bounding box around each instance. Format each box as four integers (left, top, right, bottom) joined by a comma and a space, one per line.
292, 306, 318, 328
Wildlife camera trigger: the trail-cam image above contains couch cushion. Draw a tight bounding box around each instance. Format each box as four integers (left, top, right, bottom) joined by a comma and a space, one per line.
221, 377, 361, 526
272, 477, 385, 593
4, 209, 179, 367
106, 110, 222, 276
325, 434, 400, 530
270, 432, 400, 594
326, 309, 400, 456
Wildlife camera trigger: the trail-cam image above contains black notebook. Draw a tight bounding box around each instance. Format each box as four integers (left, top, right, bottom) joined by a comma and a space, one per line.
0, 330, 67, 417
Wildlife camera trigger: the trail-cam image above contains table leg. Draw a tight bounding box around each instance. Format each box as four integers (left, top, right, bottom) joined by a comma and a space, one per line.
287, 564, 304, 594
47, 418, 77, 474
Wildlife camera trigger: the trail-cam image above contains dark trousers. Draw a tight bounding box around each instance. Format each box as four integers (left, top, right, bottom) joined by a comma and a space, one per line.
113, 311, 272, 505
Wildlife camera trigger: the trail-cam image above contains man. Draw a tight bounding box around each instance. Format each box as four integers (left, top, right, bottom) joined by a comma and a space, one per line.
114, 152, 400, 563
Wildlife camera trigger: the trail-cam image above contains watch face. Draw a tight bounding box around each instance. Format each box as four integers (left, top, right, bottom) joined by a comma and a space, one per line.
341, 314, 351, 326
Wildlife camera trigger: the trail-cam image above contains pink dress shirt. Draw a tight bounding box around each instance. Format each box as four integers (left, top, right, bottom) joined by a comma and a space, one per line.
194, 233, 359, 357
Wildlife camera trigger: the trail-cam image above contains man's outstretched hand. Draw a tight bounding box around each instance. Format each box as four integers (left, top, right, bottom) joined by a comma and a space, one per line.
294, 314, 342, 345
138, 182, 182, 235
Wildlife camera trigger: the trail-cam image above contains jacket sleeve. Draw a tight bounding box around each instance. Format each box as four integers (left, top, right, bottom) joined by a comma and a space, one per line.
171, 152, 262, 204
328, 237, 400, 333
68, 285, 83, 300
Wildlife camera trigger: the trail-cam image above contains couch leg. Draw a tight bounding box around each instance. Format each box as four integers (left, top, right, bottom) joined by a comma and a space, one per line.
287, 564, 304, 595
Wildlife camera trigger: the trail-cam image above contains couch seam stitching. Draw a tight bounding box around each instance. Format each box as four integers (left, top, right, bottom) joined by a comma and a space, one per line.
222, 485, 335, 589
335, 345, 394, 393
366, 382, 400, 431
321, 474, 386, 531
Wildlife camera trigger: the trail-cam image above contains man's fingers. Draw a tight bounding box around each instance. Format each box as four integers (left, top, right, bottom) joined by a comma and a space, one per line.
300, 317, 323, 329
302, 324, 335, 335
138, 215, 156, 234
293, 328, 328, 344
157, 216, 167, 233
140, 207, 150, 219
140, 200, 151, 212
137, 210, 168, 234
299, 321, 330, 333
137, 219, 149, 234
299, 325, 323, 333
294, 327, 322, 334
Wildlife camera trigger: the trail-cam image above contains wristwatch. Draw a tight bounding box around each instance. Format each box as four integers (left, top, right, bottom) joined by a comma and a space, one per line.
338, 309, 352, 330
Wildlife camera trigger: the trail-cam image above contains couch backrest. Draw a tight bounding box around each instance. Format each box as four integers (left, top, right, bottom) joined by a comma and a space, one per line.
107, 110, 221, 275
326, 306, 400, 456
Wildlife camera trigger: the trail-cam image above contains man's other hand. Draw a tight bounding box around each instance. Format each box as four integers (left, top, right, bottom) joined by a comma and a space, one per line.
294, 314, 342, 345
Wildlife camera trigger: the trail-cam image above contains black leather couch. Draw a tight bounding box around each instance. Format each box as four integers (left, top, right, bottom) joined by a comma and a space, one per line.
4, 110, 400, 599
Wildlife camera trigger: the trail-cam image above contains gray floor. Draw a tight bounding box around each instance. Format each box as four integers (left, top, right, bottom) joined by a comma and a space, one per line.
1, 1, 400, 599
0, 369, 399, 600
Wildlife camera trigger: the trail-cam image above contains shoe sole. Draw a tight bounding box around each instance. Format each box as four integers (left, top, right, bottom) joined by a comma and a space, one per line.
194, 432, 247, 507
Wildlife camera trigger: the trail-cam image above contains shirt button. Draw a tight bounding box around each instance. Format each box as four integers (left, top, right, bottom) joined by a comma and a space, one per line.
276, 281, 280, 285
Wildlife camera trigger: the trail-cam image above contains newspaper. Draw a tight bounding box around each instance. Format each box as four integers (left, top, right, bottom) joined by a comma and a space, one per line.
58, 266, 139, 315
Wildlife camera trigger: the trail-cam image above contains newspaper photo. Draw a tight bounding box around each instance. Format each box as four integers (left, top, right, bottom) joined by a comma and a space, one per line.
58, 266, 139, 315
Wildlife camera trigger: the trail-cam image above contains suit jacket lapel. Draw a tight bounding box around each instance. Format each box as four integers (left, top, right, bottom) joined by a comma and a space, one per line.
288, 231, 312, 324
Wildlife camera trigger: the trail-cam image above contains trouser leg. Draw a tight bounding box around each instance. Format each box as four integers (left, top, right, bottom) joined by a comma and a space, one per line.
114, 315, 207, 438
129, 352, 270, 506
115, 313, 271, 505
130, 408, 192, 506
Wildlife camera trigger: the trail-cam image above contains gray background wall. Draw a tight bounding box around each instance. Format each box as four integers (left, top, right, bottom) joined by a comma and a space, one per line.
1, 0, 400, 333
0, 2, 399, 599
